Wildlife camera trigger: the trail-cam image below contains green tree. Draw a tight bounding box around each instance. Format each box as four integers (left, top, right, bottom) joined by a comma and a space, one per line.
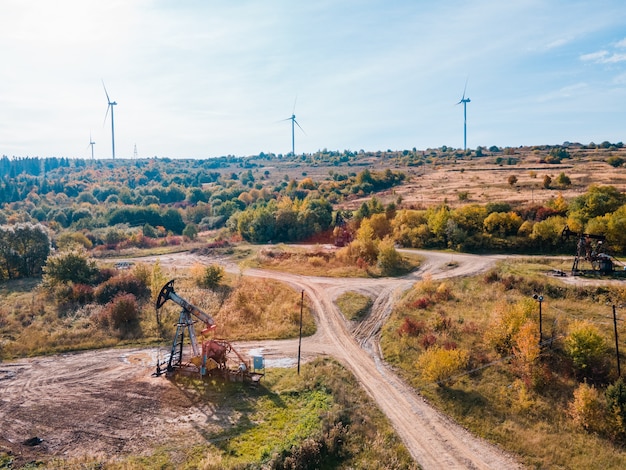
555, 172, 571, 188
43, 249, 99, 287
274, 198, 299, 242
56, 231, 93, 250
569, 185, 626, 222
142, 223, 158, 238
530, 215, 567, 249
451, 204, 487, 233
606, 378, 626, 437
607, 156, 624, 168
606, 206, 626, 252
105, 229, 126, 246
199, 264, 224, 289
182, 223, 199, 240
392, 210, 430, 248
0, 223, 51, 280
297, 198, 333, 239
161, 208, 185, 234
547, 147, 570, 161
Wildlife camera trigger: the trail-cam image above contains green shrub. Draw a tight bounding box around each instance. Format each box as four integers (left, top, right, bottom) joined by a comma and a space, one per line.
564, 320, 608, 379
197, 264, 224, 289
43, 249, 99, 287
606, 377, 626, 438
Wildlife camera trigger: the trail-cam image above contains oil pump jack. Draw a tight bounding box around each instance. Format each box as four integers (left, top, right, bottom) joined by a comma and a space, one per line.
561, 225, 617, 275
154, 280, 264, 383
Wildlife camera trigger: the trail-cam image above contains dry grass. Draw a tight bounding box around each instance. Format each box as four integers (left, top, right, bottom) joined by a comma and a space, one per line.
381, 260, 626, 469
1, 262, 315, 360
134, 265, 316, 343
339, 149, 626, 211
248, 244, 419, 278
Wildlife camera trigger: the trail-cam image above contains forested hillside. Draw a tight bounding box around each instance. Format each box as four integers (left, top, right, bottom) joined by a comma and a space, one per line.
1, 142, 626, 282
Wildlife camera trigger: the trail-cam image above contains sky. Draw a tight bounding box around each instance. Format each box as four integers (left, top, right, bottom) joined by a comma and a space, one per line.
0, 0, 625, 159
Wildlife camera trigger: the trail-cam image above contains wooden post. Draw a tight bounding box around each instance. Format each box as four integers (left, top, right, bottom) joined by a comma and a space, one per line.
533, 294, 543, 346
539, 297, 543, 346
297, 290, 304, 375
614, 305, 621, 377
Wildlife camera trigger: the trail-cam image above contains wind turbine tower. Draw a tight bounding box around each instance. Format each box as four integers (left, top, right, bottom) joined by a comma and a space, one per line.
89, 134, 95, 160
457, 80, 471, 151
102, 81, 117, 159
282, 99, 305, 156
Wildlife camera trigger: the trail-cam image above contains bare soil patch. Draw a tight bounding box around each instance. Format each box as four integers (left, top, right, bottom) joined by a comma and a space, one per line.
1, 249, 519, 469
0, 348, 213, 466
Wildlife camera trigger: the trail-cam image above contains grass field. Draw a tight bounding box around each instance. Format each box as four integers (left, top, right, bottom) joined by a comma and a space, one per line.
380, 260, 626, 468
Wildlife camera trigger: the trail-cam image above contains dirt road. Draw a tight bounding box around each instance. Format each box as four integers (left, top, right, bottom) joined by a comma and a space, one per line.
240, 250, 520, 470
0, 249, 521, 469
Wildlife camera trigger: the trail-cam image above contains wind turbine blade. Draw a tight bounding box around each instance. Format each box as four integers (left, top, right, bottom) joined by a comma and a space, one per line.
294, 119, 306, 135
103, 104, 110, 126
461, 76, 469, 100
292, 95, 298, 115
102, 79, 111, 103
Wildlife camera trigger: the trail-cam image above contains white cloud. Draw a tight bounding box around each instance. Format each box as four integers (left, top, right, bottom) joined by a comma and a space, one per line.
581, 50, 609, 62
544, 37, 571, 50
605, 53, 626, 63
581, 50, 626, 64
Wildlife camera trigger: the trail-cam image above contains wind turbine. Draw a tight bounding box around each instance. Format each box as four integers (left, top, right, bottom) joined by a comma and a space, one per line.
457, 78, 471, 151
102, 80, 117, 159
281, 98, 305, 156
88, 133, 95, 160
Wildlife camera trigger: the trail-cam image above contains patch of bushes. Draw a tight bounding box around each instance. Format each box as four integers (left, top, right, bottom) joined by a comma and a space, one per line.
93, 274, 150, 304
95, 293, 142, 339
397, 317, 426, 337
416, 346, 469, 385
